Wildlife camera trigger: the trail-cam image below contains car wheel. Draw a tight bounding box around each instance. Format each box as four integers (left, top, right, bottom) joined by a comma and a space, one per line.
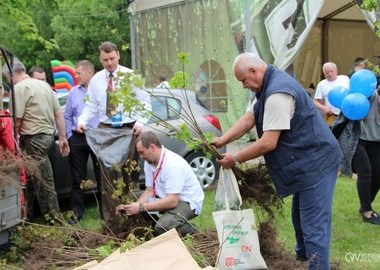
185, 151, 218, 190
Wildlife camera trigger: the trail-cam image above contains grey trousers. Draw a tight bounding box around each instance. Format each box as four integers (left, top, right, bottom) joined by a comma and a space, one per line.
20, 133, 59, 218
154, 201, 198, 236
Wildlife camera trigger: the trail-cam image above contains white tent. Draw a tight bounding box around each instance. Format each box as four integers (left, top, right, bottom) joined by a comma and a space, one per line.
128, 0, 380, 130
295, 0, 380, 89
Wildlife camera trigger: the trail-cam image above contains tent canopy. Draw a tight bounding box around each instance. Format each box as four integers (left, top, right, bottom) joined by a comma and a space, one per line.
318, 0, 364, 21
129, 0, 365, 21
128, 0, 380, 131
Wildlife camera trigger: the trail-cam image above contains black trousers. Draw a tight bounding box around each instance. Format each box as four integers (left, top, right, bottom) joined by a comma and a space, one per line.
68, 132, 101, 219
352, 139, 380, 212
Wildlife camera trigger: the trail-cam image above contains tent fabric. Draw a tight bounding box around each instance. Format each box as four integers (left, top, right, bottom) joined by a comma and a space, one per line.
128, 0, 380, 132
74, 229, 217, 270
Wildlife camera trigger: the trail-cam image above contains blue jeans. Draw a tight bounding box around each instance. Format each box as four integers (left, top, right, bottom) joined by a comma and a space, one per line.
291, 163, 339, 270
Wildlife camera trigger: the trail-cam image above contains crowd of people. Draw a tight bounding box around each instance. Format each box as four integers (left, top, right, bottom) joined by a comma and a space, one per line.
3, 43, 380, 269
1, 41, 203, 234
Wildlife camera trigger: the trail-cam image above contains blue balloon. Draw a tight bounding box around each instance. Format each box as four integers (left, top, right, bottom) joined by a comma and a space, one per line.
349, 69, 377, 98
327, 86, 348, 109
341, 93, 370, 120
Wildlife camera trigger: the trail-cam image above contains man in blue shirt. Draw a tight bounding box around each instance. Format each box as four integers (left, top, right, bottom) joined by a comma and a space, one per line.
64, 60, 101, 223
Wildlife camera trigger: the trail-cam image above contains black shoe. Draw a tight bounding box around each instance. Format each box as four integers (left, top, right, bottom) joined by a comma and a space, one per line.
296, 254, 308, 262
362, 211, 380, 225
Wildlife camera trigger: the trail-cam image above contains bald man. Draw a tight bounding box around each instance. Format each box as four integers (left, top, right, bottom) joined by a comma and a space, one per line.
213, 53, 343, 270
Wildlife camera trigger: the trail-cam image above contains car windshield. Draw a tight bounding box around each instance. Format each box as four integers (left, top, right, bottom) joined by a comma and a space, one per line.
149, 95, 181, 123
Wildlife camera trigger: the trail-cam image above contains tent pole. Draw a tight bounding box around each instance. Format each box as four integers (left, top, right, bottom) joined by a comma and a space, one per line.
244, 0, 251, 53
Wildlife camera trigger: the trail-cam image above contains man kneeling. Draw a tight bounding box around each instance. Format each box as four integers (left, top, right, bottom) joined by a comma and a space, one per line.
116, 131, 204, 236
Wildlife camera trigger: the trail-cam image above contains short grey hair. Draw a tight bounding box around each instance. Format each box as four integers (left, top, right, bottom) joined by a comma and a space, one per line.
322, 62, 337, 73
233, 53, 266, 75
75, 60, 95, 74
2, 58, 26, 74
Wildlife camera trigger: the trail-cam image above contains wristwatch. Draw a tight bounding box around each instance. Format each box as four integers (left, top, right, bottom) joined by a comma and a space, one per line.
139, 202, 145, 212
232, 153, 240, 166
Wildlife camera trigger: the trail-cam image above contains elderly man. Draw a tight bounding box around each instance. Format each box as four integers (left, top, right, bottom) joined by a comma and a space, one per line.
213, 53, 342, 270
314, 62, 350, 126
116, 131, 204, 236
2, 59, 69, 224
77, 41, 151, 229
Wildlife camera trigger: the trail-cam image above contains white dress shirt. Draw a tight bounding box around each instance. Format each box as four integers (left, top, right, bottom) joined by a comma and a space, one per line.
78, 65, 151, 127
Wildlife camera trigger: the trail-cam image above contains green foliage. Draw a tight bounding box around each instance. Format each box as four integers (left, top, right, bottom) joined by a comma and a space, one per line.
361, 0, 380, 37
95, 240, 116, 257
1, 223, 70, 263
360, 0, 379, 11
110, 52, 220, 182
110, 70, 148, 117
51, 0, 130, 69
112, 178, 127, 203
168, 53, 192, 88
169, 71, 191, 89
177, 52, 190, 65
0, 0, 131, 74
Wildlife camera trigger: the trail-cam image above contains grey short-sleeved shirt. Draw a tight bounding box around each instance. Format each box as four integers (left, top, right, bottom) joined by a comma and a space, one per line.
248, 93, 295, 131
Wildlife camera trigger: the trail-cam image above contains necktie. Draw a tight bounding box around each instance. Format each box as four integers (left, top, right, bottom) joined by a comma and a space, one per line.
106, 73, 115, 117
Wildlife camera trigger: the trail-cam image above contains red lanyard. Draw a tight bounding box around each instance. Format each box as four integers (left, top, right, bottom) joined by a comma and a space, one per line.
152, 150, 166, 197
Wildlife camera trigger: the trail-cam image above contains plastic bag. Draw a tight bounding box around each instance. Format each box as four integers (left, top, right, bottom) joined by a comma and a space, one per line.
213, 168, 267, 269
214, 168, 242, 211
213, 209, 267, 270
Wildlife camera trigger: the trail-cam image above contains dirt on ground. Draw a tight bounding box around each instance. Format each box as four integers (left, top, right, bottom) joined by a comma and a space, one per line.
6, 163, 340, 269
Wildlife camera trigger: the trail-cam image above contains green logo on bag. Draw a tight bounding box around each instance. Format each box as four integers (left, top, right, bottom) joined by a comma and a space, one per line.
227, 236, 240, 244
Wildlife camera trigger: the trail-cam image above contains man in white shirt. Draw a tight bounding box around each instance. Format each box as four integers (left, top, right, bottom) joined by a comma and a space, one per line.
116, 131, 204, 237
77, 41, 151, 228
156, 76, 170, 88
314, 62, 350, 126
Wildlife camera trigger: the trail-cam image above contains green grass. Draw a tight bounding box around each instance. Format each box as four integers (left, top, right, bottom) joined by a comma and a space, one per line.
78, 176, 380, 269
277, 176, 380, 270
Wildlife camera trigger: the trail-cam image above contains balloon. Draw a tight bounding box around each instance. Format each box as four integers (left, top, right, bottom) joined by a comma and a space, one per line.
327, 86, 348, 109
349, 69, 377, 98
341, 93, 370, 120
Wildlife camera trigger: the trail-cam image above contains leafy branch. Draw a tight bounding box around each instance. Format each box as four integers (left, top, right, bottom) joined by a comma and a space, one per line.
111, 53, 223, 162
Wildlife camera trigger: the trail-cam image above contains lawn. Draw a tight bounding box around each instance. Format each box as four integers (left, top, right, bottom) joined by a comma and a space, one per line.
273, 176, 380, 270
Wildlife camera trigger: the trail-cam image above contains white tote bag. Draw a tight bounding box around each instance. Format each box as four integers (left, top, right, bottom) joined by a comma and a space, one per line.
213, 168, 267, 270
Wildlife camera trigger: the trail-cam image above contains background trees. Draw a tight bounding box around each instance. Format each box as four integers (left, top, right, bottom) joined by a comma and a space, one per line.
0, 0, 131, 83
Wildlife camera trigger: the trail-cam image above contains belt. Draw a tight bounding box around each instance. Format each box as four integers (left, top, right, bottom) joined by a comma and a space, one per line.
98, 122, 135, 129
72, 130, 85, 135
20, 133, 53, 137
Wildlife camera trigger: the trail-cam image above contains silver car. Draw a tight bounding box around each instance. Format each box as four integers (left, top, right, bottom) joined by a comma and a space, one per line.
52, 88, 225, 196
